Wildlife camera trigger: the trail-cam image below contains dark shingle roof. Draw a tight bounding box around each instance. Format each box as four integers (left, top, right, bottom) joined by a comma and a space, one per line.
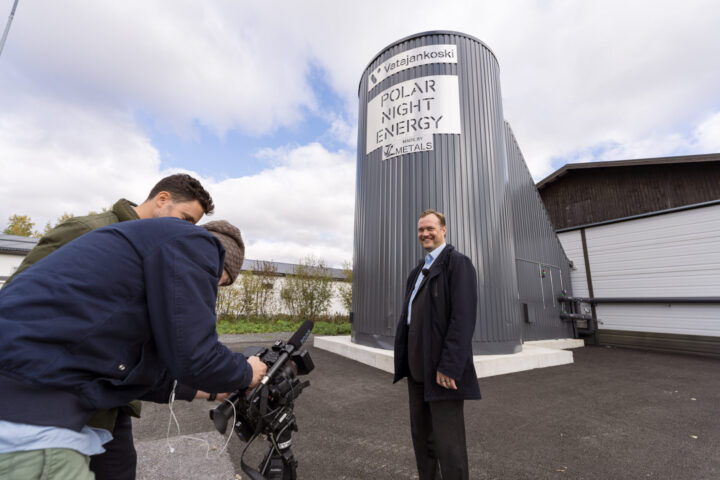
0, 234, 39, 255
242, 259, 346, 280
537, 152, 720, 189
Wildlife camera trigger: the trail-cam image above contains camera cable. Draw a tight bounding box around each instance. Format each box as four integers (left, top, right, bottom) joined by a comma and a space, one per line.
165, 380, 237, 458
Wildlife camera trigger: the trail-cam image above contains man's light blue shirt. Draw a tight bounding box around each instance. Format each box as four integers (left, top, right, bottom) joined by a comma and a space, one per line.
0, 420, 112, 456
407, 243, 446, 325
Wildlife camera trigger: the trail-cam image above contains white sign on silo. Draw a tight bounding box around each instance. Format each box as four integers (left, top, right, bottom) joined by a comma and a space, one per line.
366, 75, 462, 160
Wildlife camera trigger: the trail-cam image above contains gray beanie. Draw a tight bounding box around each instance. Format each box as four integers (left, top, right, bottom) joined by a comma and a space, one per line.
202, 220, 245, 284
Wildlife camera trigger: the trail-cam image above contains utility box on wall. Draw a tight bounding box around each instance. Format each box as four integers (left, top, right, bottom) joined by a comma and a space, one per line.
352, 31, 523, 354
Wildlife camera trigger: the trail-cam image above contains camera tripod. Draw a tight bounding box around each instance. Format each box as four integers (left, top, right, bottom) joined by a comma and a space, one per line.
241, 411, 299, 480
257, 428, 298, 480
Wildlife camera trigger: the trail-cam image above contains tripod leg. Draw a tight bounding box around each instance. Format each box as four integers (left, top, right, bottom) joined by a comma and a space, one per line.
258, 446, 275, 479
259, 444, 287, 480
280, 448, 297, 480
266, 456, 285, 480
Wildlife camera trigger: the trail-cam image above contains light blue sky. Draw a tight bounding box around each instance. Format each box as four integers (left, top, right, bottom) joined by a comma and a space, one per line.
142, 64, 354, 179
1, 1, 719, 265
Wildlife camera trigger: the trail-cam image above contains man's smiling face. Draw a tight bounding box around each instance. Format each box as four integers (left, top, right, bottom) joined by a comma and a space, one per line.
417, 213, 446, 252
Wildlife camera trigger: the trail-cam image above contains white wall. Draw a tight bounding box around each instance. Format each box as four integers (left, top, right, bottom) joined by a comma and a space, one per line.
266, 276, 349, 316
558, 203, 720, 336
220, 275, 350, 317
593, 304, 719, 336
0, 254, 23, 286
584, 205, 720, 297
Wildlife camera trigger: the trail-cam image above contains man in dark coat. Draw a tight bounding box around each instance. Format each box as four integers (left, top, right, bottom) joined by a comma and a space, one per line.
0, 217, 266, 479
394, 209, 480, 480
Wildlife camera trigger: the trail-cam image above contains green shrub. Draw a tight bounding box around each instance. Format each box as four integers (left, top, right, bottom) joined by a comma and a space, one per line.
216, 313, 350, 335
279, 256, 334, 322
217, 261, 278, 320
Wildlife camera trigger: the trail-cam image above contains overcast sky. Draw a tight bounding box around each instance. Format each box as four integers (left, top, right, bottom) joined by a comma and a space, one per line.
1, 0, 719, 266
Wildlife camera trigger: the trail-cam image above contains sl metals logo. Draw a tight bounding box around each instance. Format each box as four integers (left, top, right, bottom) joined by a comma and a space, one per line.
383, 144, 394, 157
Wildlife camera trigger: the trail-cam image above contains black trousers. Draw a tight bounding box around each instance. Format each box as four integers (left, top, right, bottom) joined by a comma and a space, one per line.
407, 376, 469, 480
89, 409, 137, 480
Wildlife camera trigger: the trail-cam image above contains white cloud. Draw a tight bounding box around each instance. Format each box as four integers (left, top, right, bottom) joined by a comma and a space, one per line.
5, 1, 320, 137
202, 143, 355, 266
0, 94, 162, 228
526, 109, 720, 181
493, 0, 720, 176
1, 0, 719, 258
0, 97, 355, 265
6, 1, 720, 167
255, 0, 720, 175
326, 115, 357, 148
693, 112, 720, 152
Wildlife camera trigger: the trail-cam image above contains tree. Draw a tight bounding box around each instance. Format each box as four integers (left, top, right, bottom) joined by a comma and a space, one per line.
236, 271, 263, 317
337, 261, 353, 315
3, 214, 41, 237
216, 261, 279, 320
280, 256, 334, 322
44, 212, 76, 234
235, 260, 280, 317
86, 207, 108, 216
55, 212, 75, 225
253, 260, 278, 316
216, 284, 242, 319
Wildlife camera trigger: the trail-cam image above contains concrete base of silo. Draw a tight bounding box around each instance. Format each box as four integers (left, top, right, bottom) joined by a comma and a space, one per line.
313, 336, 583, 378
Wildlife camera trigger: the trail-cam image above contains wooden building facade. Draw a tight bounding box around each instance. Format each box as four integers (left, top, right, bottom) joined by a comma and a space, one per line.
537, 153, 720, 230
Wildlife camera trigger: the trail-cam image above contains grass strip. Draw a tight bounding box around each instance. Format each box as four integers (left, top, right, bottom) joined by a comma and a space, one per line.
216, 315, 351, 335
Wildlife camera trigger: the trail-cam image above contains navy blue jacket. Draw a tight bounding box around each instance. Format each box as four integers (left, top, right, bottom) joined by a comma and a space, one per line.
393, 244, 481, 401
0, 218, 252, 431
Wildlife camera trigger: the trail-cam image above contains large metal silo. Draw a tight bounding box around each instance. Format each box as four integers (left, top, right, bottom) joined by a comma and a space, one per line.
352, 31, 521, 354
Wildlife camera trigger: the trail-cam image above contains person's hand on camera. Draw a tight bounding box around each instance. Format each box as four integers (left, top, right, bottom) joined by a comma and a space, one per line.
247, 355, 267, 388
215, 392, 231, 402
195, 390, 231, 402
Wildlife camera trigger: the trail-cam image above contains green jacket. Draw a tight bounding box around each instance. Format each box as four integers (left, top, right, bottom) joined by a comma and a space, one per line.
6, 198, 142, 431
8, 199, 139, 282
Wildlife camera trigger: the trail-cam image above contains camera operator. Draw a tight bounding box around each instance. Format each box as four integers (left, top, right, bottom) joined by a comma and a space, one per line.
3, 173, 221, 480
0, 217, 267, 480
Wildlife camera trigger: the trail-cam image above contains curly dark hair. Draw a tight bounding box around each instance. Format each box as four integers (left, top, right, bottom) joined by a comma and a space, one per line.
146, 174, 215, 215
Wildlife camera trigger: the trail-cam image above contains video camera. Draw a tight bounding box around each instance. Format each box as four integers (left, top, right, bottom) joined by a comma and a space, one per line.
210, 320, 315, 480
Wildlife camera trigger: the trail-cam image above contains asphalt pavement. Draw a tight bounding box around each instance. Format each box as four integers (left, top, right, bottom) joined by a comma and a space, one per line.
133, 334, 720, 480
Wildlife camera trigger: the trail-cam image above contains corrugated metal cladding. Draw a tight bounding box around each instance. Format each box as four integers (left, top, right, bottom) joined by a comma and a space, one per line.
505, 123, 574, 341
584, 204, 720, 298
353, 31, 521, 354
556, 202, 720, 355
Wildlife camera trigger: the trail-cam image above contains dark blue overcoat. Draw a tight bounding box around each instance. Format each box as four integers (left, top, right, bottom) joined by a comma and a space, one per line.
393, 244, 482, 401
